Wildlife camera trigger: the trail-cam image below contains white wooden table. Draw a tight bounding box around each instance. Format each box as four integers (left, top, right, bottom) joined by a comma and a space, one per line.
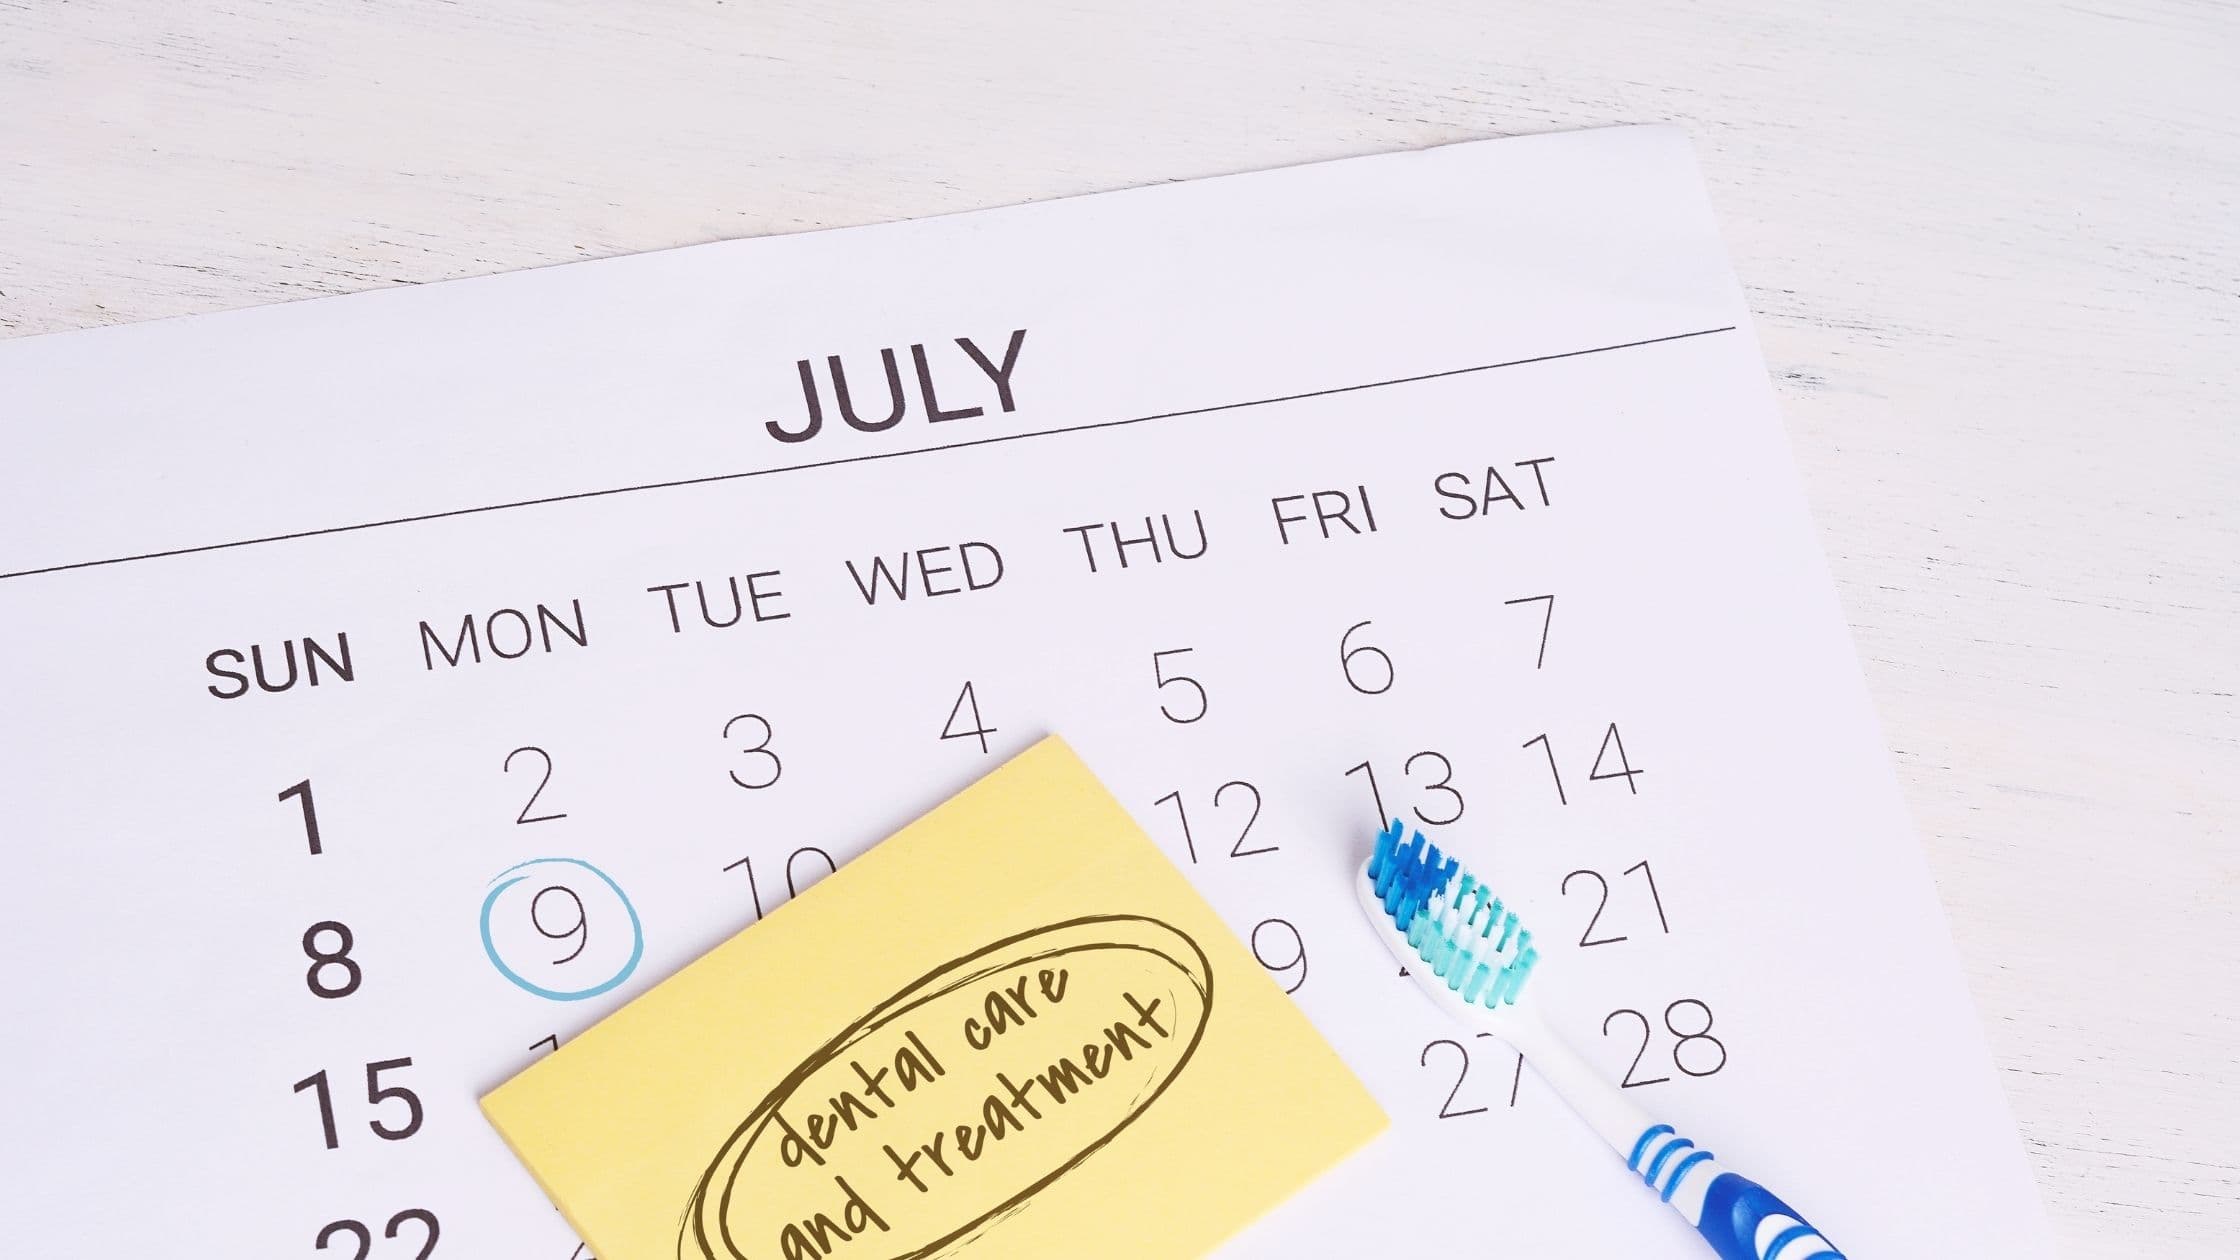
3, 3, 2233, 1253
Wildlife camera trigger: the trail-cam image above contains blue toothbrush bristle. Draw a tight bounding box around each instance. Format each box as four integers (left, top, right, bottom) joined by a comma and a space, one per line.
1366, 818, 1539, 1008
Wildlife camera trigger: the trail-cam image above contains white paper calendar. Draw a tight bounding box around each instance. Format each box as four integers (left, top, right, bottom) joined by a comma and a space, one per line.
0, 125, 2052, 1256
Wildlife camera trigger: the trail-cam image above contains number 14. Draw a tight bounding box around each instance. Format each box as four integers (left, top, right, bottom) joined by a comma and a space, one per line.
1521, 722, 1641, 805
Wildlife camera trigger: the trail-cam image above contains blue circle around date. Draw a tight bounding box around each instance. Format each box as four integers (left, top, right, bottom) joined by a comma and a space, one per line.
479, 857, 645, 1001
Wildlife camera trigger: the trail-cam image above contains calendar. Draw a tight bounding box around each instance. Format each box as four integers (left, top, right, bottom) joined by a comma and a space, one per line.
0, 125, 2051, 1256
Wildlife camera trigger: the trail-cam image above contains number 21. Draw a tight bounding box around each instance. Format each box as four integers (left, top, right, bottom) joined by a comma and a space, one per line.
1561, 860, 1670, 947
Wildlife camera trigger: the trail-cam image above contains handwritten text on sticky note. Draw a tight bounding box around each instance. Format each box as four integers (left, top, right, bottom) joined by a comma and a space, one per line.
685, 916, 1209, 1258
481, 737, 1383, 1260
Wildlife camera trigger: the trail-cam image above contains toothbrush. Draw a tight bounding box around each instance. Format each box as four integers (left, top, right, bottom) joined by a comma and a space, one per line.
1357, 819, 1846, 1260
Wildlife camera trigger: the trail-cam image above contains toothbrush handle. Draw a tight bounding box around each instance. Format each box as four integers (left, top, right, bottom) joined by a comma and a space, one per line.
1508, 1025, 1844, 1259
1627, 1124, 1845, 1260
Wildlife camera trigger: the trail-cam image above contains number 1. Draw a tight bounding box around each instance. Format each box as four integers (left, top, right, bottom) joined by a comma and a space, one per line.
1342, 760, 1387, 825
1624, 859, 1670, 933
292, 1069, 339, 1150
1522, 734, 1567, 805
279, 779, 322, 855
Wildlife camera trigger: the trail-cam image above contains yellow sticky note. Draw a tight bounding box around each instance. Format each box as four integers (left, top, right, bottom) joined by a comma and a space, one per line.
482, 735, 1386, 1260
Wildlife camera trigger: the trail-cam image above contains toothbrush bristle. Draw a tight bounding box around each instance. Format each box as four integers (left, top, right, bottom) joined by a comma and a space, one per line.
1366, 818, 1539, 1008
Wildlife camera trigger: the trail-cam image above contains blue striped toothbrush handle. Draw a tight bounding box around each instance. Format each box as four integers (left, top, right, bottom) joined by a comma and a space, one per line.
1628, 1123, 1845, 1260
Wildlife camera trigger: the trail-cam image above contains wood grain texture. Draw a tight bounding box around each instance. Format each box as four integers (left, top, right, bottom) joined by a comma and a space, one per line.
2, 1, 2234, 1252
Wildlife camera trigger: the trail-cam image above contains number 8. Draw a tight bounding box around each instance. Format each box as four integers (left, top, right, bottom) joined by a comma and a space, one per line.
303, 920, 362, 999
1666, 998, 1727, 1077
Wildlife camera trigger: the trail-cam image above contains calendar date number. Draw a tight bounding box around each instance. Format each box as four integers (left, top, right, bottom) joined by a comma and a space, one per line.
302, 920, 363, 998
1603, 998, 1727, 1087
1154, 780, 1270, 863
316, 1209, 439, 1259
1419, 1032, 1522, 1119
1344, 751, 1465, 827
479, 858, 644, 1001
1562, 861, 1670, 947
725, 847, 838, 920
291, 1058, 424, 1150
1250, 918, 1308, 994
1522, 722, 1643, 805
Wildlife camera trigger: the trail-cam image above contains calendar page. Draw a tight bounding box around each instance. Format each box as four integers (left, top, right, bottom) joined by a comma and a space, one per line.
0, 125, 2051, 1257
